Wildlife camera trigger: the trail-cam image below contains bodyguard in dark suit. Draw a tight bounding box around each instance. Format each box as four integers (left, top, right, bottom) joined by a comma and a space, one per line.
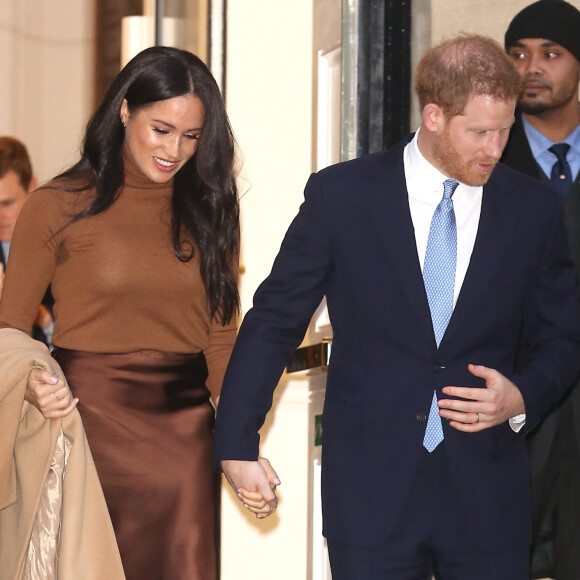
501, 2, 580, 577
214, 35, 580, 579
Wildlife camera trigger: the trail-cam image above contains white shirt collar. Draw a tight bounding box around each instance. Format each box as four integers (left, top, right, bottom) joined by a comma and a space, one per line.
404, 128, 482, 206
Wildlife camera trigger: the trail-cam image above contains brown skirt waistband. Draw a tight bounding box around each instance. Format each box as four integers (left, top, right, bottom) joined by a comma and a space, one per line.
52, 347, 210, 411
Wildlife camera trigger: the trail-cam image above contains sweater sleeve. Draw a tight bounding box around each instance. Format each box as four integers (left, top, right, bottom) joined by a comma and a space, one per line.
204, 255, 239, 403
204, 318, 237, 403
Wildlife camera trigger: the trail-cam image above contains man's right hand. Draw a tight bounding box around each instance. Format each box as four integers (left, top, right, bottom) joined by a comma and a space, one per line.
221, 457, 281, 519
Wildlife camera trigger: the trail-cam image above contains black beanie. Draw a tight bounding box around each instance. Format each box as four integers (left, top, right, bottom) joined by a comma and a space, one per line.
505, 0, 580, 63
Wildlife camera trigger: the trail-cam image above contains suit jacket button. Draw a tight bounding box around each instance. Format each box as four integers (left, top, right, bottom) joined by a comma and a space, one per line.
416, 413, 427, 422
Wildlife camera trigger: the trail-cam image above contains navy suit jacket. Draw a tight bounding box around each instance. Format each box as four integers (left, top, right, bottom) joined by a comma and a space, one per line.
214, 136, 580, 550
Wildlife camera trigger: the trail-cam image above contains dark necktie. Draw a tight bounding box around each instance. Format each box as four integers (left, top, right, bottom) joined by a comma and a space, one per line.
549, 143, 572, 197
422, 178, 459, 452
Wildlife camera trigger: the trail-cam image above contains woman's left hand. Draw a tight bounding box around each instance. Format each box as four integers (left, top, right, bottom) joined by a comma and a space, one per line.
25, 367, 78, 419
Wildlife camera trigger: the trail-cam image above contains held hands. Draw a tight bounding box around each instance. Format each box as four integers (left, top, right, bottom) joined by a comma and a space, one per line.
437, 364, 525, 432
221, 457, 281, 519
25, 367, 78, 419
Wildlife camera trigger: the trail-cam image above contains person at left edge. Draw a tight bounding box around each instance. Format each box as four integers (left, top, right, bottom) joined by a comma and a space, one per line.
0, 136, 54, 346
0, 46, 249, 580
214, 34, 580, 579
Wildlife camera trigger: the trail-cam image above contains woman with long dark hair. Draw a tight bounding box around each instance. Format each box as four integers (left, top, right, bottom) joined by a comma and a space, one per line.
0, 46, 239, 579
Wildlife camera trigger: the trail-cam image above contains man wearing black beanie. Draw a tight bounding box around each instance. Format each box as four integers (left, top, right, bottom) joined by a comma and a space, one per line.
502, 1, 580, 579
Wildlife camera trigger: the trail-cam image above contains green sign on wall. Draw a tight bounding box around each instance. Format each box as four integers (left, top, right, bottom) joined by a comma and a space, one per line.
314, 414, 323, 447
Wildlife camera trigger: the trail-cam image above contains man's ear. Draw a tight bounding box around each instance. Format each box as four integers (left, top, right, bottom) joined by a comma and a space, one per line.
422, 103, 446, 133
28, 175, 38, 193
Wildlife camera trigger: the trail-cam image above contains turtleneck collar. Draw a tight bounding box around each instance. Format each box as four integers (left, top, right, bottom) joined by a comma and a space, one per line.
122, 146, 174, 194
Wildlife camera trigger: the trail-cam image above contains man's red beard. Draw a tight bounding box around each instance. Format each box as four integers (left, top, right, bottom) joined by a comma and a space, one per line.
432, 129, 497, 187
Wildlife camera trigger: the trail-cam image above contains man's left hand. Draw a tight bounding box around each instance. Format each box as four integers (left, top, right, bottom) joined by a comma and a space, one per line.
437, 364, 525, 431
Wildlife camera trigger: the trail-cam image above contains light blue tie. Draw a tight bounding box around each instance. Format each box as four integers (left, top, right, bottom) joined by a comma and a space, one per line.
422, 178, 459, 452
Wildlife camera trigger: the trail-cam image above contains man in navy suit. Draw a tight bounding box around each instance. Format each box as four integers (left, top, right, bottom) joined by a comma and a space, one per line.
214, 35, 580, 578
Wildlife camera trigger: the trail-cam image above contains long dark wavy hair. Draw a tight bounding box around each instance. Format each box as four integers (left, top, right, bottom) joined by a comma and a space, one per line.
56, 46, 239, 324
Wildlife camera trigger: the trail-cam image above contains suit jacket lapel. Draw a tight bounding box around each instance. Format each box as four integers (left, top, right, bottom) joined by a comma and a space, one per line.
365, 138, 436, 346
442, 170, 514, 346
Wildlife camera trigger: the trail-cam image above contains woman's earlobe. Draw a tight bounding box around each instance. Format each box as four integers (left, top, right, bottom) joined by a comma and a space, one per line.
119, 99, 129, 128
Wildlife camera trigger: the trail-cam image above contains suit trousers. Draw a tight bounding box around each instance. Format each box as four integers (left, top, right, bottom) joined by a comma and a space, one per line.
327, 445, 529, 580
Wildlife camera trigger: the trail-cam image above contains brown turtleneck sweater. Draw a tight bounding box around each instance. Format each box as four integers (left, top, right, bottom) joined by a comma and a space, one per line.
0, 155, 237, 400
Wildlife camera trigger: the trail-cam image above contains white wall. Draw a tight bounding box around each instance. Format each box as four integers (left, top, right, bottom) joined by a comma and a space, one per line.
0, 0, 94, 184
221, 1, 314, 579
226, 1, 314, 318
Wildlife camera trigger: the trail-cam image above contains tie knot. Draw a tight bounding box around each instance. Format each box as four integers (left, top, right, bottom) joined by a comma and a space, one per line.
549, 143, 570, 164
443, 179, 459, 200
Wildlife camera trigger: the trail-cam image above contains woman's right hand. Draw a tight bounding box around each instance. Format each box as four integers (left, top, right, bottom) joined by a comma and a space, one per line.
223, 457, 281, 519
25, 367, 78, 419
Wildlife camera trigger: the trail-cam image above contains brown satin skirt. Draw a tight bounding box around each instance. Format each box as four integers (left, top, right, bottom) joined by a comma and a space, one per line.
53, 348, 217, 580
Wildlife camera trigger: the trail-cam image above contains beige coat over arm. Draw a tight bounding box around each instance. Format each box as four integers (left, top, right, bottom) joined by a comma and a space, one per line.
0, 328, 125, 580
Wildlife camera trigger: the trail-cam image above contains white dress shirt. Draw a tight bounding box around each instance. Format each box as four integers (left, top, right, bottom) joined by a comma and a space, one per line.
403, 130, 525, 431
404, 130, 482, 305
